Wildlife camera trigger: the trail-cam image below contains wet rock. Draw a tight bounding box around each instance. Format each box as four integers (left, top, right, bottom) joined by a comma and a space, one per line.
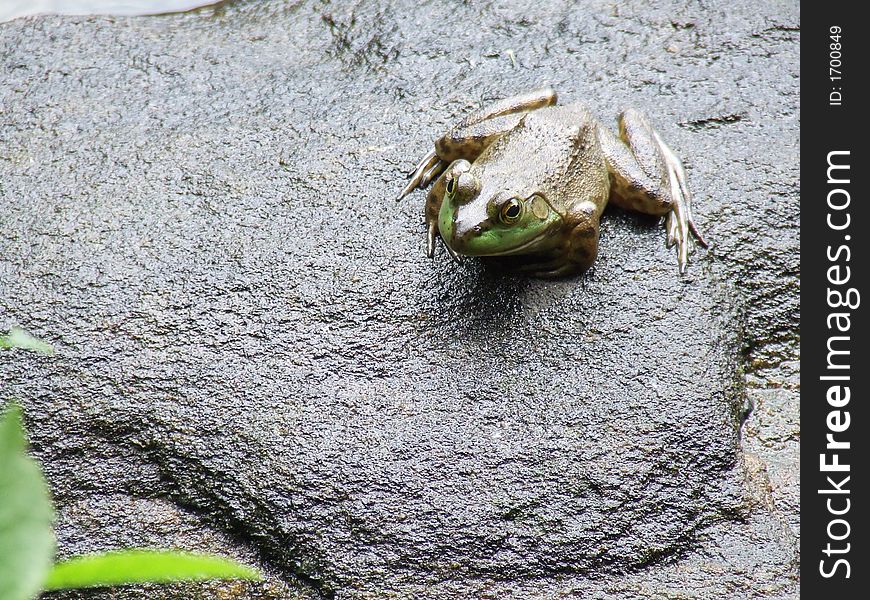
1, 0, 798, 597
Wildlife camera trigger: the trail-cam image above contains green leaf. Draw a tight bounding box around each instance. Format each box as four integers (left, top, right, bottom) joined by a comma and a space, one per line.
44, 550, 261, 590
0, 328, 54, 355
0, 404, 56, 600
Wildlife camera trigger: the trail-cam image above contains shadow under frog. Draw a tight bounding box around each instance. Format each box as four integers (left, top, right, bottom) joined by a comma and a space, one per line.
421, 254, 604, 359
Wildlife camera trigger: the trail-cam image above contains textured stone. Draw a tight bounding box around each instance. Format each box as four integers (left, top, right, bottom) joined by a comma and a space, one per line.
1, 1, 799, 597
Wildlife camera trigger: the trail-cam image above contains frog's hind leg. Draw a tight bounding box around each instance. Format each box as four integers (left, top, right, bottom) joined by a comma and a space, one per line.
600, 109, 707, 273
397, 87, 557, 201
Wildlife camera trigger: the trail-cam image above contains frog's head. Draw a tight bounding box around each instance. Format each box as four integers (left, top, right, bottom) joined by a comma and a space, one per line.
438, 161, 562, 257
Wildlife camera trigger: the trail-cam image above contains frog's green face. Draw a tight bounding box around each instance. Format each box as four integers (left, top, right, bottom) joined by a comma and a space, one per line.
438, 166, 561, 257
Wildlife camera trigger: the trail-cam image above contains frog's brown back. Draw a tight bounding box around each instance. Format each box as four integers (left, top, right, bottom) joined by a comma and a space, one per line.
470, 105, 609, 215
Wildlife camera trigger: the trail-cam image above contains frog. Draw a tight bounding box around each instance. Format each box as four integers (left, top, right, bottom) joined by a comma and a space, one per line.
396, 87, 707, 277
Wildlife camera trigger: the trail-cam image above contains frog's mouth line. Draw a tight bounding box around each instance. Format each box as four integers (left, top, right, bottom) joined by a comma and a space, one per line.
475, 217, 564, 257
488, 234, 549, 256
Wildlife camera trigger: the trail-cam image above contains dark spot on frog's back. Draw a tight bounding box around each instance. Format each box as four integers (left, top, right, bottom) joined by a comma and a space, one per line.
436, 136, 486, 162
575, 224, 597, 238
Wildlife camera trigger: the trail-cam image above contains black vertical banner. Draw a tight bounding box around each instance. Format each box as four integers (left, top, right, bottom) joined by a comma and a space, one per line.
802, 4, 868, 597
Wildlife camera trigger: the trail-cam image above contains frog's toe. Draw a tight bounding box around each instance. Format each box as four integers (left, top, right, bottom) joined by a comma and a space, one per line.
425, 219, 463, 264
670, 195, 706, 274
665, 212, 678, 248
398, 149, 442, 201
444, 243, 463, 265
426, 221, 438, 259
397, 180, 416, 202
667, 172, 691, 274
689, 219, 709, 249
424, 158, 448, 187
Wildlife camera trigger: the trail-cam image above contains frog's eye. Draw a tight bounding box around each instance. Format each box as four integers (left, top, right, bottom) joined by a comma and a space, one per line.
500, 198, 524, 225
445, 177, 457, 196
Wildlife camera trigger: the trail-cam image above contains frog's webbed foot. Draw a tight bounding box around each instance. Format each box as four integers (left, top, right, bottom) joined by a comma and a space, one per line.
655, 131, 708, 265
602, 109, 708, 274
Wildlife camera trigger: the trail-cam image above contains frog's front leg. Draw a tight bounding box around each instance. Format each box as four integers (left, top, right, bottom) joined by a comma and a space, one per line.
396, 87, 557, 201
599, 109, 708, 273
424, 159, 469, 260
